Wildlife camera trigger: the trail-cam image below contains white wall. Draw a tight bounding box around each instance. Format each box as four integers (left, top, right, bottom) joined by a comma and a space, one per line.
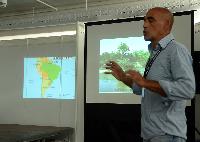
0, 24, 77, 128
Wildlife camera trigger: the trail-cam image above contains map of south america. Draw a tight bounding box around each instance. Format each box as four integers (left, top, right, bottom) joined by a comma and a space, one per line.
36, 58, 61, 97
23, 57, 75, 99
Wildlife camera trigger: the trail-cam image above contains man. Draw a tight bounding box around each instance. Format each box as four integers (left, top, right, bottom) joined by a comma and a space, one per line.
105, 7, 195, 142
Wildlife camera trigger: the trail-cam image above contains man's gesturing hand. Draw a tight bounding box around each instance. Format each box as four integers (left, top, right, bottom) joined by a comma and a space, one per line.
125, 70, 145, 87
104, 61, 126, 82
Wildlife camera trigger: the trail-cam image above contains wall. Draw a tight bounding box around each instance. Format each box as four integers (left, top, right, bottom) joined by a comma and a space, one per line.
0, 24, 77, 128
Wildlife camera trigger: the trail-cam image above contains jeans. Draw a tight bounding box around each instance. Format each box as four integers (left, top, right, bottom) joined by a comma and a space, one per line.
143, 135, 186, 142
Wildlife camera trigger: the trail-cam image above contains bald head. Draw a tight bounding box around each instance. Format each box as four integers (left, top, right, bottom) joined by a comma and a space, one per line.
143, 7, 174, 44
148, 7, 174, 31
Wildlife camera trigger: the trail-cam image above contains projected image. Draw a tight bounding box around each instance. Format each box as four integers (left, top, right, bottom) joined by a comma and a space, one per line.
23, 57, 75, 99
99, 37, 150, 93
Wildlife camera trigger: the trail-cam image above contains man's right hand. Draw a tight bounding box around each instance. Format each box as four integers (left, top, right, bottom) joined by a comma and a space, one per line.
104, 61, 126, 82
104, 61, 133, 88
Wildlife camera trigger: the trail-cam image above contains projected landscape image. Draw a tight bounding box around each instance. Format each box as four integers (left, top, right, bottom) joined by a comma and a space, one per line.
23, 57, 75, 99
99, 37, 150, 93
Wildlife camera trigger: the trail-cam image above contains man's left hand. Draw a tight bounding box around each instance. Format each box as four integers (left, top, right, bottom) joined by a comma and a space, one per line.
125, 70, 145, 87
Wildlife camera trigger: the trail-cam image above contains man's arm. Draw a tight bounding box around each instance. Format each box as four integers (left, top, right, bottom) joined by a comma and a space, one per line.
126, 70, 166, 97
104, 61, 133, 88
142, 79, 166, 97
104, 61, 142, 95
104, 61, 165, 96
158, 46, 196, 100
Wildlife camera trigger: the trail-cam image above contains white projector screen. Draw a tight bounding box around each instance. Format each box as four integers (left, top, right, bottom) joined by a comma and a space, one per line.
86, 13, 192, 104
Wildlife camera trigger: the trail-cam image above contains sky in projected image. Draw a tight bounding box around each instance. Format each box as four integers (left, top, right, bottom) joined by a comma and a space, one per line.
99, 36, 150, 93
100, 37, 149, 55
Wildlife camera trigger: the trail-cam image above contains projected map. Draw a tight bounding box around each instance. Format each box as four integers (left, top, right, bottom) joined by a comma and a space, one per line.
23, 57, 75, 99
99, 37, 150, 93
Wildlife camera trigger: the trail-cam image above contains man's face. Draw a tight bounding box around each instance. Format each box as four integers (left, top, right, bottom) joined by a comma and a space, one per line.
143, 9, 168, 42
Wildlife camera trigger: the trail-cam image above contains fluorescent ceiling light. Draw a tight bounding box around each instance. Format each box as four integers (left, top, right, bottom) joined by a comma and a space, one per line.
0, 31, 76, 41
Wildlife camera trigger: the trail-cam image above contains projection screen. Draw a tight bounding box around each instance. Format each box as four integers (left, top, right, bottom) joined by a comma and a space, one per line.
86, 12, 192, 104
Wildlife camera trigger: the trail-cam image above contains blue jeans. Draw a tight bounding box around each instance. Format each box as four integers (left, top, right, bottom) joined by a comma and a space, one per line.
143, 135, 186, 142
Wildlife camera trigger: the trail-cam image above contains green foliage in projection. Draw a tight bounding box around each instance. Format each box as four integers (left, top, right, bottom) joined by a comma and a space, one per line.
117, 43, 130, 55
100, 42, 149, 74
99, 42, 149, 93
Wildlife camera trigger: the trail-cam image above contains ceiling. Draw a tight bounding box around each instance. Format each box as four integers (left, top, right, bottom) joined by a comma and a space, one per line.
0, 0, 141, 16
0, 0, 199, 30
